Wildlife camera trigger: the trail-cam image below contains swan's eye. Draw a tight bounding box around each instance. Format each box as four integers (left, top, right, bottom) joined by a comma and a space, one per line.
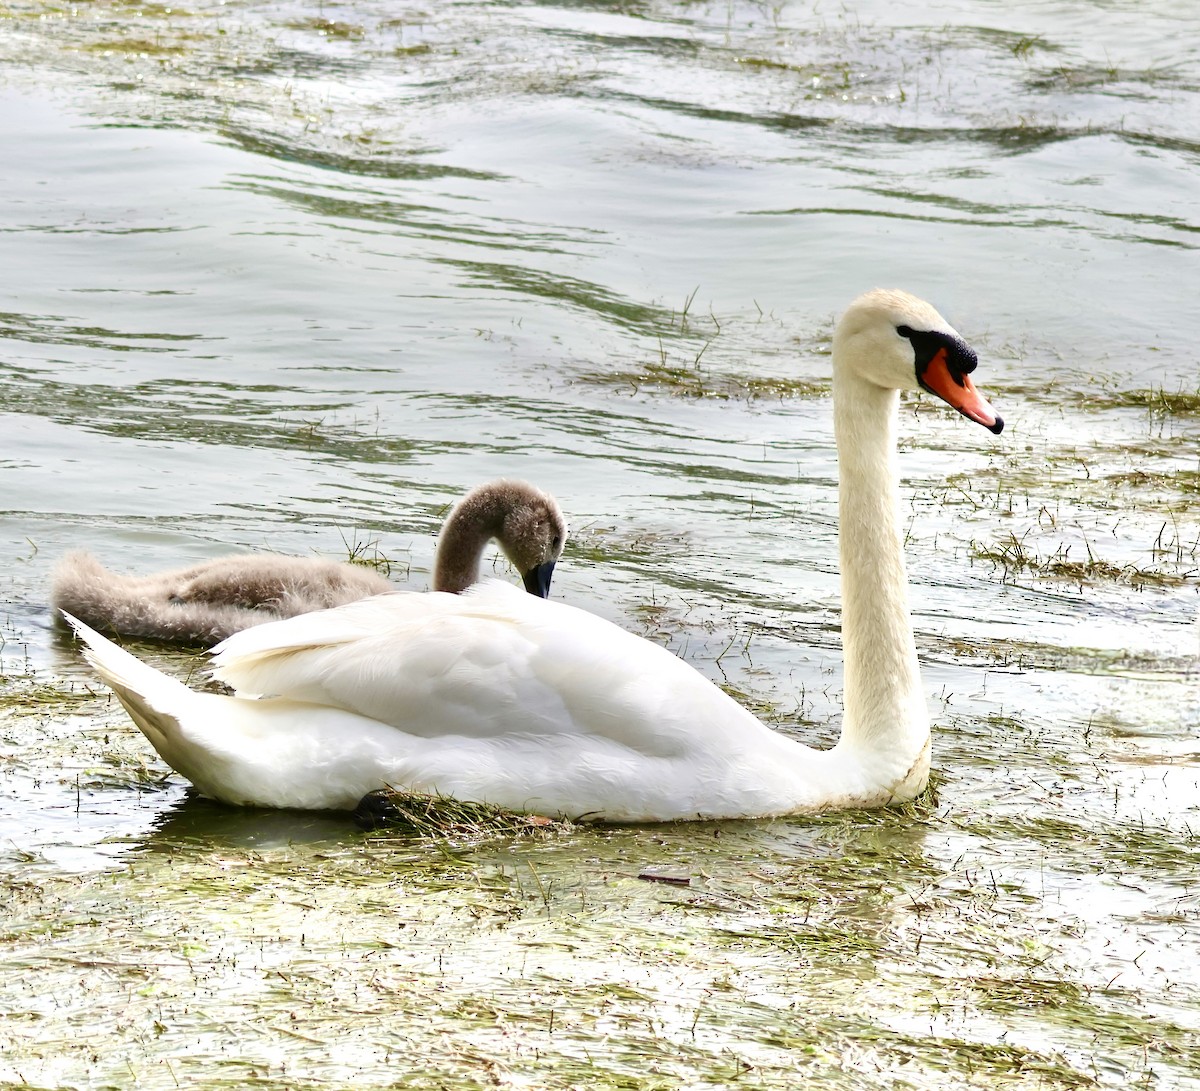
896, 325, 914, 338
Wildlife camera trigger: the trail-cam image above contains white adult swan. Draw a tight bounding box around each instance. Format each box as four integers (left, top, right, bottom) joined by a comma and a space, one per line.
53, 479, 566, 644
64, 290, 1003, 821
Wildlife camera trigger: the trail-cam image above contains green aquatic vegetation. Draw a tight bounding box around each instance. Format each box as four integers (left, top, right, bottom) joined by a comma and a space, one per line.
78, 760, 175, 794
628, 588, 712, 647
716, 917, 887, 967
955, 25, 1062, 60
961, 812, 1200, 887
359, 788, 575, 841
735, 55, 857, 92
338, 529, 407, 577
566, 522, 691, 568
970, 531, 1193, 588
1100, 386, 1200, 418
85, 37, 188, 56
3, 758, 1196, 1089
925, 453, 1200, 599
221, 133, 495, 182
736, 55, 808, 73
715, 679, 811, 726
926, 633, 1168, 675
447, 259, 680, 335
888, 1033, 1095, 1088
970, 975, 1193, 1057
0, 676, 91, 713
286, 18, 365, 40
112, 2, 190, 17
0, 311, 208, 352
0, 361, 430, 472
567, 302, 830, 401
1025, 61, 1183, 93
806, 783, 944, 828
1105, 467, 1200, 496
1002, 379, 1200, 419
575, 358, 829, 401
0, 640, 101, 715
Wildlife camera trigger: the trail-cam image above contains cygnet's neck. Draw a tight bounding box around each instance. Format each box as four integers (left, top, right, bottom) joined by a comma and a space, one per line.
433, 488, 511, 593
832, 370, 928, 759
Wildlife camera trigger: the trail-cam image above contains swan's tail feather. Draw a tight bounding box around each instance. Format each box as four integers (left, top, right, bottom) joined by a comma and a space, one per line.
61, 611, 196, 758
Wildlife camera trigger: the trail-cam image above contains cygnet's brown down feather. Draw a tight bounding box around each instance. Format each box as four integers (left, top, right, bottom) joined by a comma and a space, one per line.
52, 551, 394, 645
51, 478, 568, 645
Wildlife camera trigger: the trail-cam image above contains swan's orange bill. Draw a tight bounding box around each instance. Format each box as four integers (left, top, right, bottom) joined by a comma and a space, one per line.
922, 348, 1003, 434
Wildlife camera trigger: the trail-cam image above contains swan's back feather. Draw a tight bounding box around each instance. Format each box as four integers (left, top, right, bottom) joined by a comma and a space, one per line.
211, 581, 766, 758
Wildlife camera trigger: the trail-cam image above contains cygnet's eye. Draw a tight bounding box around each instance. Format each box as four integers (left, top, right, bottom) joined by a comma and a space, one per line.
551, 535, 562, 553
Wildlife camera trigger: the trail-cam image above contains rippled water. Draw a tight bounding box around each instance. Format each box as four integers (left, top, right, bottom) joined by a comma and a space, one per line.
2, 0, 1199, 1086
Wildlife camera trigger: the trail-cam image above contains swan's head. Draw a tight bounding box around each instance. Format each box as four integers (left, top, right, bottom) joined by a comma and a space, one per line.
489, 481, 569, 598
833, 288, 1003, 434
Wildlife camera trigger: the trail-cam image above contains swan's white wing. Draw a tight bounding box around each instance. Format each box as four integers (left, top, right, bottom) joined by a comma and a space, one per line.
210, 580, 767, 756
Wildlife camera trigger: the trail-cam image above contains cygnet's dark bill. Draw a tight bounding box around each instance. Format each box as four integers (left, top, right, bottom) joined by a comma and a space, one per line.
522, 560, 557, 597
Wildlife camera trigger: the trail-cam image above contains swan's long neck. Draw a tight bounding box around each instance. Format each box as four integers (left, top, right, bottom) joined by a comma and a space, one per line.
832, 371, 928, 763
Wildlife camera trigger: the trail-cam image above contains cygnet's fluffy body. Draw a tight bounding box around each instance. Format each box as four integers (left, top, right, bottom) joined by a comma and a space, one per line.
52, 553, 393, 646
52, 479, 566, 645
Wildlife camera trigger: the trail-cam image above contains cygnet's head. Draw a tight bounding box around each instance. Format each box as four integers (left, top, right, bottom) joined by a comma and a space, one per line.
441, 479, 568, 597
492, 481, 568, 597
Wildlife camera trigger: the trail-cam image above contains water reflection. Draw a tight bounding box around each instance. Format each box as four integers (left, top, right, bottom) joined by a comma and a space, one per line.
142, 793, 356, 852
0, 312, 210, 350
221, 129, 503, 181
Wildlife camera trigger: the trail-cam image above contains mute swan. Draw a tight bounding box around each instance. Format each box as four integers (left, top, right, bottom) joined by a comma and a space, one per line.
63, 289, 1003, 821
52, 479, 566, 644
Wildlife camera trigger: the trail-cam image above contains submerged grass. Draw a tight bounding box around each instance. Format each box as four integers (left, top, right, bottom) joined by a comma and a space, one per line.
8, 787, 1192, 1090
998, 379, 1200, 420
286, 17, 365, 40
338, 528, 408, 578
575, 359, 829, 401
5, 637, 1199, 1089
971, 531, 1195, 588
0, 675, 90, 713
357, 787, 575, 841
